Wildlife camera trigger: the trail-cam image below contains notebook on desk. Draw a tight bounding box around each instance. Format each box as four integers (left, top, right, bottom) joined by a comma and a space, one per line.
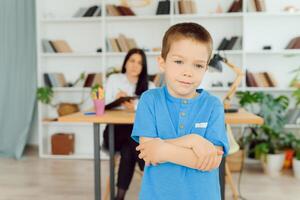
105, 96, 138, 110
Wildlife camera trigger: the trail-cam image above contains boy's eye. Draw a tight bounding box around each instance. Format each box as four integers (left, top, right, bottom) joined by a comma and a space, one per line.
174, 60, 183, 64
195, 64, 205, 69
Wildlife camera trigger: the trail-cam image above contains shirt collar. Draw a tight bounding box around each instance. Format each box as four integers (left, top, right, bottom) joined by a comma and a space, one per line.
163, 85, 205, 104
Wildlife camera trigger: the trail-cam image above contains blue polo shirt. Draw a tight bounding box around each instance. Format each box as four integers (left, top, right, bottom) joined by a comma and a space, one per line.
132, 86, 229, 200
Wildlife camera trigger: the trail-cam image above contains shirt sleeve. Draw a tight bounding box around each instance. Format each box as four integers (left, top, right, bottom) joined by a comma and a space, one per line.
105, 75, 117, 105
131, 92, 157, 143
204, 101, 230, 156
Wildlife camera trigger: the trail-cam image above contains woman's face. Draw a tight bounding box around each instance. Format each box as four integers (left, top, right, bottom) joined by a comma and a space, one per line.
125, 53, 143, 78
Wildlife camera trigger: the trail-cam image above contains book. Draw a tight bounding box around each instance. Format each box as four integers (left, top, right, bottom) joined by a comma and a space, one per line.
84, 73, 96, 87
93, 6, 102, 17
42, 39, 55, 53
44, 73, 53, 87
286, 37, 300, 49
51, 40, 72, 53
106, 4, 121, 16
73, 7, 88, 17
83, 5, 98, 17
228, 0, 242, 12
232, 37, 242, 50
118, 34, 129, 52
116, 6, 135, 16
156, 0, 170, 15
246, 71, 258, 87
225, 36, 239, 50
105, 96, 138, 110
217, 38, 230, 50
108, 38, 121, 52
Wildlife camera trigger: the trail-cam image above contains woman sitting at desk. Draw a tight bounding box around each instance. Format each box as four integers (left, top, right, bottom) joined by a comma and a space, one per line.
103, 48, 155, 200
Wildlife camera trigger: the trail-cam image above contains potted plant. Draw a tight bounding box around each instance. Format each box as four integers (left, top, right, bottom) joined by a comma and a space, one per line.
236, 91, 289, 175
292, 139, 300, 179
36, 73, 87, 117
253, 125, 285, 176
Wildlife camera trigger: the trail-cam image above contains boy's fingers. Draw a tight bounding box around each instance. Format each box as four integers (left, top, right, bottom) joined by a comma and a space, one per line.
217, 150, 224, 155
138, 152, 145, 159
136, 144, 144, 151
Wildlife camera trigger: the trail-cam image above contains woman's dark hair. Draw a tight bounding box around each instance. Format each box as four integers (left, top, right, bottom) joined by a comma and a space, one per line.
121, 48, 149, 96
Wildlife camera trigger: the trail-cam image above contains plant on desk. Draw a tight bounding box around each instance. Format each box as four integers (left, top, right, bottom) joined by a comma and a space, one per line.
236, 91, 290, 176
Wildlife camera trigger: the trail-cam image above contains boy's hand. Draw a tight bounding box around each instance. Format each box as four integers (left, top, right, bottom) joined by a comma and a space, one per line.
190, 134, 223, 171
136, 138, 166, 166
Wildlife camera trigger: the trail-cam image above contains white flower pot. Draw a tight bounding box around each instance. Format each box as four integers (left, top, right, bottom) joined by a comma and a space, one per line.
293, 158, 300, 179
264, 154, 285, 177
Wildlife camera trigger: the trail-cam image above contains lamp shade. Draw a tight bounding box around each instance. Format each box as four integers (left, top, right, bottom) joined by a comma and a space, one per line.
208, 54, 223, 72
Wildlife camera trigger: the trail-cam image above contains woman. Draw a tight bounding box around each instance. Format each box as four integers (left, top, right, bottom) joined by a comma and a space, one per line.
103, 48, 155, 200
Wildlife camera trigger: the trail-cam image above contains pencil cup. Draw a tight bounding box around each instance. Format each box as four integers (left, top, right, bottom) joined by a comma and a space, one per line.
93, 99, 105, 116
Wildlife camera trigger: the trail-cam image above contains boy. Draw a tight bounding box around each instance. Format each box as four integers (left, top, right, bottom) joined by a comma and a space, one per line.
131, 22, 229, 200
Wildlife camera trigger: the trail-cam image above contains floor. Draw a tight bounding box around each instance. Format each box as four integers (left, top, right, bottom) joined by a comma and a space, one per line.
0, 147, 300, 200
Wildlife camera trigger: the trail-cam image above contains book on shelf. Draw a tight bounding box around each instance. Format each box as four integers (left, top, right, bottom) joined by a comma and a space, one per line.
42, 39, 55, 53
107, 34, 138, 52
177, 0, 197, 14
248, 0, 266, 12
45, 40, 72, 53
227, 0, 242, 13
246, 71, 277, 87
156, 0, 170, 15
44, 73, 67, 87
286, 36, 300, 49
217, 36, 242, 50
106, 4, 135, 16
73, 5, 101, 18
84, 73, 103, 87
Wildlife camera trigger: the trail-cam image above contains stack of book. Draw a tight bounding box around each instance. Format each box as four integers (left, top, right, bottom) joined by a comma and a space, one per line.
44, 73, 67, 87
217, 36, 242, 50
156, 0, 170, 15
42, 39, 72, 53
248, 0, 266, 12
73, 5, 102, 17
286, 36, 300, 49
43, 73, 102, 88
246, 71, 277, 87
106, 4, 135, 16
83, 73, 102, 87
107, 34, 138, 52
174, 0, 197, 14
285, 108, 300, 125
227, 0, 243, 12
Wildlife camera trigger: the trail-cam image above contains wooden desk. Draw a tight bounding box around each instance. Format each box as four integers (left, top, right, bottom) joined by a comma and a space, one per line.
59, 109, 263, 200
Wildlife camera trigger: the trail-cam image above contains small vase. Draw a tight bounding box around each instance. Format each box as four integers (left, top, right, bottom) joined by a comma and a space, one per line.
93, 99, 105, 116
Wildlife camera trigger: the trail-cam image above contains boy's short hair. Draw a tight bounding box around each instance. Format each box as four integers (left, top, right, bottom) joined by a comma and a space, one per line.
161, 22, 213, 63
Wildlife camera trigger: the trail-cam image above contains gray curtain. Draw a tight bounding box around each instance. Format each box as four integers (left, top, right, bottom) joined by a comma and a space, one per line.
0, 0, 37, 159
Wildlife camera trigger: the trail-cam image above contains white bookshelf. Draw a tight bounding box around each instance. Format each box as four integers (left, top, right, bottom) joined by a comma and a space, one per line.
36, 0, 300, 159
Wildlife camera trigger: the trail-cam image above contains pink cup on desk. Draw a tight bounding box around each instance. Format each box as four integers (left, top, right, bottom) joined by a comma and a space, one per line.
93, 99, 105, 116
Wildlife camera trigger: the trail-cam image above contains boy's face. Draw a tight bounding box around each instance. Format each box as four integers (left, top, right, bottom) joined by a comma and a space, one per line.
158, 38, 209, 99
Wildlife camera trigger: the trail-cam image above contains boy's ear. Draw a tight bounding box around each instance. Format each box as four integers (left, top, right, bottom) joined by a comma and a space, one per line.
157, 56, 166, 72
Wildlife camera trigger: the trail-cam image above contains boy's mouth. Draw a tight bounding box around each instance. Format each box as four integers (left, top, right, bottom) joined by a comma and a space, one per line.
177, 80, 192, 85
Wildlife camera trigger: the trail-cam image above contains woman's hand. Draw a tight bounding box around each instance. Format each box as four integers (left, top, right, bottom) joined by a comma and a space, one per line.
122, 100, 135, 112
116, 90, 127, 99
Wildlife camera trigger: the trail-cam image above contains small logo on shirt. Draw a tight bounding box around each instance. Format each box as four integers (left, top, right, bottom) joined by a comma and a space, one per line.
195, 122, 208, 128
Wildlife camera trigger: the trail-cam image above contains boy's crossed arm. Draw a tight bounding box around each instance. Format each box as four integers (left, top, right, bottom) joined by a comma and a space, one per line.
136, 134, 224, 171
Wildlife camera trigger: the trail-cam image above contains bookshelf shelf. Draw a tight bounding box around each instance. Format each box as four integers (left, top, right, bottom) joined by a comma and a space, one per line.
41, 17, 103, 23
105, 51, 161, 56
52, 87, 91, 92
41, 53, 102, 57
106, 15, 170, 21
36, 0, 300, 159
244, 12, 300, 17
173, 12, 243, 19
